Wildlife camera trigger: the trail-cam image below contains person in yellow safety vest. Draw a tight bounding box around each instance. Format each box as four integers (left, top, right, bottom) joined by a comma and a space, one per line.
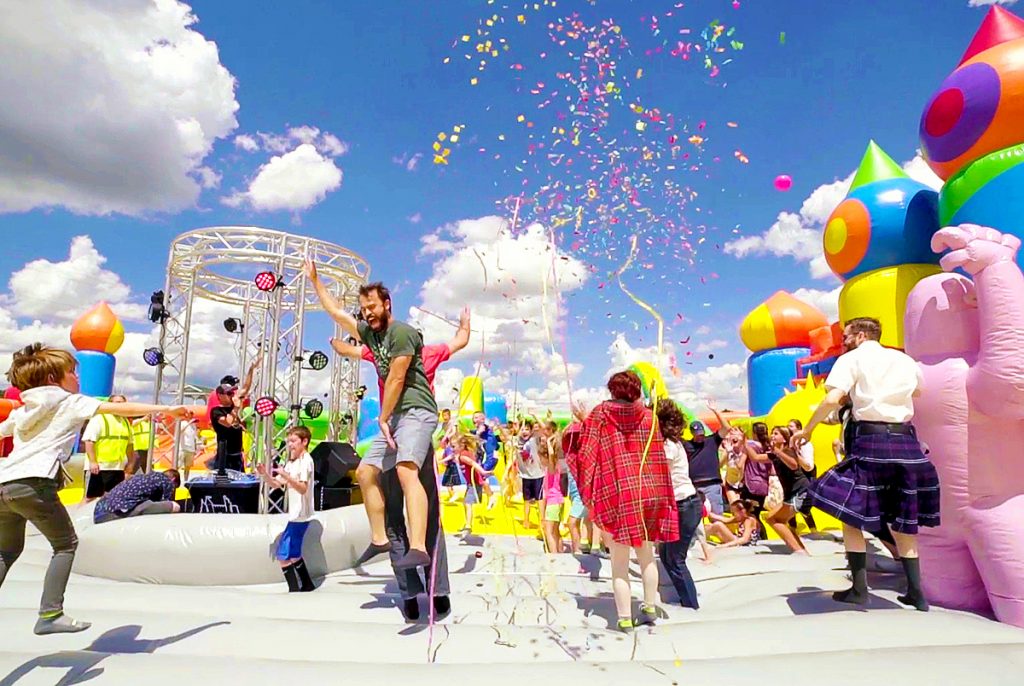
81, 395, 137, 501
130, 416, 152, 474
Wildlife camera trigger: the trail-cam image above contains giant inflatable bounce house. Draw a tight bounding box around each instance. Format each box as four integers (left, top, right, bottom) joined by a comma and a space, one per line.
766, 6, 1024, 628
905, 6, 1024, 628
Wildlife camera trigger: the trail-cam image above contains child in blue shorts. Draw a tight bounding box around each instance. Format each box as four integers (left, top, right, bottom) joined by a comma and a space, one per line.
257, 426, 316, 592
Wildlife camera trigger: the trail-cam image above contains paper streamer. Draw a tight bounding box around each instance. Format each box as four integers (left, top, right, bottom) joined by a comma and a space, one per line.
616, 234, 665, 542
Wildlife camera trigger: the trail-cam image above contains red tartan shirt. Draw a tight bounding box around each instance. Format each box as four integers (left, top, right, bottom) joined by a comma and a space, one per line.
568, 400, 678, 546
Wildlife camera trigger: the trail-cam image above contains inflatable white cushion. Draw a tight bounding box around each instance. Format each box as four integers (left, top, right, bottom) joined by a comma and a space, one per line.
73, 505, 371, 585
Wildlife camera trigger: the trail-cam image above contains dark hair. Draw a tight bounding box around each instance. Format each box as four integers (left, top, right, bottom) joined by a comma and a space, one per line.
732, 499, 759, 517
844, 317, 881, 341
358, 282, 391, 304
656, 401, 686, 442
789, 418, 803, 430
607, 370, 642, 402
165, 469, 182, 489
752, 421, 770, 451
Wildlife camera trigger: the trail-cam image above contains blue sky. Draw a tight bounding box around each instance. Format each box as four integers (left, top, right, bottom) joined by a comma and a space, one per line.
0, 0, 1012, 411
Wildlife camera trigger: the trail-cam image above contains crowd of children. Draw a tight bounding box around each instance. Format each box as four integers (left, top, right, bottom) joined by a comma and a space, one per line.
433, 404, 824, 565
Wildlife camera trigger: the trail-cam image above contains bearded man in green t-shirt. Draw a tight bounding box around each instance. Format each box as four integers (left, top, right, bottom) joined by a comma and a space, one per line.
306, 262, 449, 616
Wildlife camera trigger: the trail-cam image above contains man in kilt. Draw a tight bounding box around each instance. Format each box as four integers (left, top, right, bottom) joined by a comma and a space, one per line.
791, 317, 939, 611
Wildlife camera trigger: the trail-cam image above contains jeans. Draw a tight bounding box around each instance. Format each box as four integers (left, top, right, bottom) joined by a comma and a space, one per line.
94, 499, 176, 524
382, 447, 450, 600
697, 482, 724, 516
659, 494, 702, 609
0, 478, 78, 617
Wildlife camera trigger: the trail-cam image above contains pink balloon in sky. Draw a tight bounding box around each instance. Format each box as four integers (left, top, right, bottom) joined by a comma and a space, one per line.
773, 174, 793, 191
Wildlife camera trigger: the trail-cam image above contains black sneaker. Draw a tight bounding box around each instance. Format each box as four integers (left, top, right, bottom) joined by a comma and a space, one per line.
433, 595, 451, 616
403, 598, 420, 620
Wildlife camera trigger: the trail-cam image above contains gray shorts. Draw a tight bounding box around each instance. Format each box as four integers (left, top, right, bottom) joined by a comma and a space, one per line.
362, 407, 438, 472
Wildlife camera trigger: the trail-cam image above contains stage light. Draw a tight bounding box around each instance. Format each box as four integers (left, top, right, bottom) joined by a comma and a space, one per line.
307, 350, 329, 371
223, 317, 244, 334
147, 290, 168, 323
254, 271, 279, 292
304, 398, 324, 419
254, 396, 279, 417
142, 348, 164, 367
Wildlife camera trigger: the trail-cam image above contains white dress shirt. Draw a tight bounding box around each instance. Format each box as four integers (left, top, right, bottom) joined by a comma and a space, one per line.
825, 340, 923, 423
665, 440, 698, 501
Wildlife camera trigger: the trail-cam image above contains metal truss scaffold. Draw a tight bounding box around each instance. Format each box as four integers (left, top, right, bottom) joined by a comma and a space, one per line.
150, 226, 370, 513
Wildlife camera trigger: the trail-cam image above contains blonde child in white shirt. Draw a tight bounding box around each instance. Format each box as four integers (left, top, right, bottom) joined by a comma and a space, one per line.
0, 344, 191, 634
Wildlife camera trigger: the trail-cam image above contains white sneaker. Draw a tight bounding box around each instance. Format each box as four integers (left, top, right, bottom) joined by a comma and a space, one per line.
487, 494, 497, 510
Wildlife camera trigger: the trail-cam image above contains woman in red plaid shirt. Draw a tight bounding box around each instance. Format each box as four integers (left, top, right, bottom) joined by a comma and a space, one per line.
569, 370, 679, 632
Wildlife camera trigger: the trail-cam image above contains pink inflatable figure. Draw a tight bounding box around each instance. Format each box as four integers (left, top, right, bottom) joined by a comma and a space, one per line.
904, 224, 1024, 628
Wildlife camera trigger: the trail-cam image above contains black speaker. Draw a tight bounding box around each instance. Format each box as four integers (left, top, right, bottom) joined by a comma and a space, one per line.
315, 485, 360, 511
310, 441, 359, 488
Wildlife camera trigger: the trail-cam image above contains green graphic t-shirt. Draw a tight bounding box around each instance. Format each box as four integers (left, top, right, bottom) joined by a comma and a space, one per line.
357, 320, 438, 415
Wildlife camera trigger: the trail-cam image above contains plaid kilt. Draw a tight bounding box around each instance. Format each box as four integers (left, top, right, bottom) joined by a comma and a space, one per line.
810, 430, 940, 535
568, 401, 678, 546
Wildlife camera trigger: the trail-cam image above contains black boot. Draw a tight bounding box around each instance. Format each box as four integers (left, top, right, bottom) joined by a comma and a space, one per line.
833, 551, 869, 605
432, 595, 451, 616
293, 559, 315, 592
897, 557, 929, 611
282, 563, 301, 592
403, 597, 421, 620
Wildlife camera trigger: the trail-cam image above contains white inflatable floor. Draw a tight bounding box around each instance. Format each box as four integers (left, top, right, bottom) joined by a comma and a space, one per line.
2, 513, 1024, 685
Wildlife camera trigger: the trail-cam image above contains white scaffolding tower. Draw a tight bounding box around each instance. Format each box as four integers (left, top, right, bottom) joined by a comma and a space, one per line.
149, 226, 370, 513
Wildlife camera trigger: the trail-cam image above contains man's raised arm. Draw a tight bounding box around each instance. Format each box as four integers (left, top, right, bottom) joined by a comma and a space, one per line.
305, 258, 360, 340
447, 307, 471, 355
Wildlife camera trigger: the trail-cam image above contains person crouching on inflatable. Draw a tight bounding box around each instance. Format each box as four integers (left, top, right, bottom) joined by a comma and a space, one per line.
257, 426, 316, 592
0, 344, 192, 635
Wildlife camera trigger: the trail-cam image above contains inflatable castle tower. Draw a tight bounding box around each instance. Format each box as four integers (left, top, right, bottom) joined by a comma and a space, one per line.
739, 291, 828, 416
920, 5, 1024, 262
70, 302, 125, 398
822, 141, 943, 349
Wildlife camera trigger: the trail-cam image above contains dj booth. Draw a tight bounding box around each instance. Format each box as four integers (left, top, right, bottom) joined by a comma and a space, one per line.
184, 442, 362, 514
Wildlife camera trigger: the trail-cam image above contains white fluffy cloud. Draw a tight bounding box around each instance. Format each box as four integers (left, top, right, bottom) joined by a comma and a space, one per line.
234, 135, 260, 152
412, 216, 588, 354
0, 0, 238, 216
0, 236, 299, 399
606, 334, 748, 411
223, 125, 348, 213
725, 152, 941, 280
791, 285, 842, 322
222, 144, 343, 212
408, 215, 591, 412
243, 126, 349, 157
4, 237, 146, 323
968, 1, 1017, 7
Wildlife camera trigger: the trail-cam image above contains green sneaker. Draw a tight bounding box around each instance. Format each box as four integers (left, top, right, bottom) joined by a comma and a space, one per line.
635, 604, 658, 627
616, 618, 634, 633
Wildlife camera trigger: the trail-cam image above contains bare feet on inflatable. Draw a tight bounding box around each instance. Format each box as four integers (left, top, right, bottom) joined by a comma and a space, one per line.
403, 598, 420, 621
394, 548, 431, 570
34, 614, 91, 635
432, 595, 451, 616
355, 541, 392, 566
